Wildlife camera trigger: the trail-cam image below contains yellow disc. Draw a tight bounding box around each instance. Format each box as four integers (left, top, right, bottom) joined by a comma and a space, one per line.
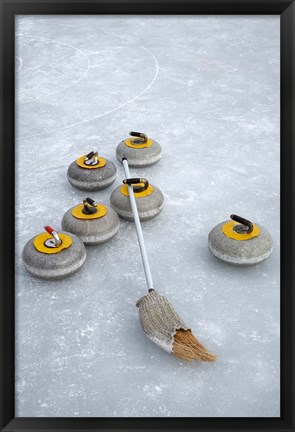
76, 155, 106, 169
120, 183, 154, 198
222, 221, 260, 241
124, 138, 153, 149
71, 203, 107, 220
33, 232, 73, 254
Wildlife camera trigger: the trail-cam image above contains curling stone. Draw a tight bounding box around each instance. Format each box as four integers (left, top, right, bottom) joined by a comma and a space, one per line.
110, 177, 164, 221
62, 197, 120, 245
116, 131, 162, 167
22, 226, 86, 280
208, 214, 273, 265
67, 150, 117, 191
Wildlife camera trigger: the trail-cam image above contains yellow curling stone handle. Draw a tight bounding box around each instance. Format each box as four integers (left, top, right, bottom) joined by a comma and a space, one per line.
34, 232, 73, 254
76, 154, 106, 169
72, 203, 108, 220
120, 183, 154, 198
124, 138, 153, 149
222, 221, 260, 241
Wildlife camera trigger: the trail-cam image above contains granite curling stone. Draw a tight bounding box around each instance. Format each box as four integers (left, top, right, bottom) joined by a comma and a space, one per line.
208, 214, 273, 265
116, 131, 162, 167
110, 177, 164, 221
62, 197, 120, 245
22, 225, 86, 280
67, 150, 117, 191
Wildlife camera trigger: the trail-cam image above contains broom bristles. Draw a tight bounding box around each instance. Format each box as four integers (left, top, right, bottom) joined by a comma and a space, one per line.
172, 329, 217, 362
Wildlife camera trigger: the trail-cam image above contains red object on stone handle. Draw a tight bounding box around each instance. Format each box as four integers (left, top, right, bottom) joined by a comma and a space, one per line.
44, 226, 55, 234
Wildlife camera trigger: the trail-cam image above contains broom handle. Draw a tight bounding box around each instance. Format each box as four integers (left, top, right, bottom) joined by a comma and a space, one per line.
122, 158, 154, 292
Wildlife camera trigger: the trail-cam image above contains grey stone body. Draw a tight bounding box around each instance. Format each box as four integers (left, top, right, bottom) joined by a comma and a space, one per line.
136, 290, 189, 353
208, 222, 273, 265
67, 158, 117, 191
22, 232, 86, 280
61, 206, 120, 245
110, 185, 164, 221
116, 139, 162, 167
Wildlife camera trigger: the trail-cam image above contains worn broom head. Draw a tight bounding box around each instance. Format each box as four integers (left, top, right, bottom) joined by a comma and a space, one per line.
136, 290, 216, 362
173, 329, 216, 362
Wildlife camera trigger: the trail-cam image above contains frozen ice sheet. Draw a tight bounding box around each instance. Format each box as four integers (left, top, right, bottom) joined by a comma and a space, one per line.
15, 15, 280, 417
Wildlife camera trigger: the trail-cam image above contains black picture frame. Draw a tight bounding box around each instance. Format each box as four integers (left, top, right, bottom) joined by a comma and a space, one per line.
0, 1, 294, 431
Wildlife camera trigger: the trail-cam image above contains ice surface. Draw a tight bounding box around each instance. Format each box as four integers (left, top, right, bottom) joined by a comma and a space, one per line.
15, 15, 280, 417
